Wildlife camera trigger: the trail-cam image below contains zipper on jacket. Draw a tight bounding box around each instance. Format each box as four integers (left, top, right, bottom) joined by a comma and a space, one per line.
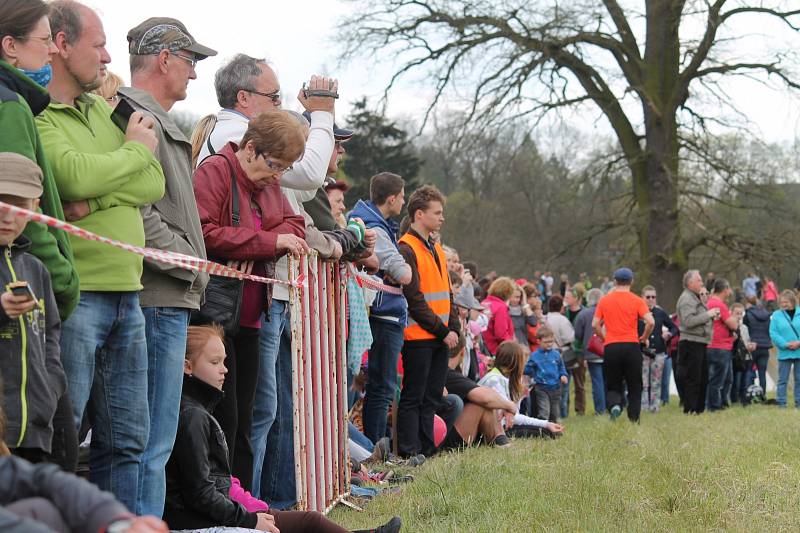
5, 247, 28, 447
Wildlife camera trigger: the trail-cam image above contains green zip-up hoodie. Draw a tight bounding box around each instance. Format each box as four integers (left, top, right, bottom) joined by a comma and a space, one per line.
0, 60, 79, 319
0, 236, 64, 453
35, 93, 165, 291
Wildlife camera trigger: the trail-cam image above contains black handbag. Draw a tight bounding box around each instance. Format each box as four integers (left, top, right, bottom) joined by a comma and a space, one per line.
190, 156, 244, 336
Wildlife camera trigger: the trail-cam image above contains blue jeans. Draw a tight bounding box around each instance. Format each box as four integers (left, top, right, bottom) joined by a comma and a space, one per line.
777, 359, 800, 407
250, 300, 288, 499
560, 369, 572, 418
661, 356, 673, 404
137, 306, 189, 517
362, 319, 404, 443
261, 305, 296, 509
60, 292, 149, 512
706, 348, 731, 411
587, 362, 606, 414
349, 421, 374, 452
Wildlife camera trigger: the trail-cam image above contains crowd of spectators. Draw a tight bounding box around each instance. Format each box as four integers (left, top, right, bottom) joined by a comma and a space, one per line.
0, 1, 795, 531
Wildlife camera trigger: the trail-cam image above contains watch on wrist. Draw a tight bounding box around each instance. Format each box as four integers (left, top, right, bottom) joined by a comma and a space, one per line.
106, 518, 133, 533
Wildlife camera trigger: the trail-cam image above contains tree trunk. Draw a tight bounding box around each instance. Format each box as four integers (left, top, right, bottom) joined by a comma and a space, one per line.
639, 0, 687, 311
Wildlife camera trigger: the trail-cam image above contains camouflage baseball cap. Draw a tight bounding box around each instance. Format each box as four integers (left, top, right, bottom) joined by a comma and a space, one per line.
127, 17, 217, 59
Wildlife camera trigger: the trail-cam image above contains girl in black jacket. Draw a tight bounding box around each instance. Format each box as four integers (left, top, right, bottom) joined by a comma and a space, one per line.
164, 324, 401, 533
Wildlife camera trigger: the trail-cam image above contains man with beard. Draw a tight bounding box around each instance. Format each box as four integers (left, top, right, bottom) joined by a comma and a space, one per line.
36, 1, 165, 511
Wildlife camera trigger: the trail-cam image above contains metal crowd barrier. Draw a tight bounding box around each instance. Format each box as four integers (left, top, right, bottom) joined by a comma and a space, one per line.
289, 253, 350, 512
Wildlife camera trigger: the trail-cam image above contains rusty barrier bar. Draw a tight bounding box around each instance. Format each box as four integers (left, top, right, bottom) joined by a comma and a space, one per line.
289, 253, 350, 512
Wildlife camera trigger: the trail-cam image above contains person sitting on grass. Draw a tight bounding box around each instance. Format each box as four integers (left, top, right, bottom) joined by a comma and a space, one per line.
440, 334, 516, 449
524, 327, 568, 423
478, 341, 564, 438
163, 324, 401, 533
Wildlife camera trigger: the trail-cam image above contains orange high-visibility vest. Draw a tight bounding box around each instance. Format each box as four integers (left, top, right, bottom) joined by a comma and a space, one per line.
399, 232, 451, 341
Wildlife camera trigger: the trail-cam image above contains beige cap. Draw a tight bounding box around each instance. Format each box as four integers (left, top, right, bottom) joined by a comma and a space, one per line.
0, 153, 43, 199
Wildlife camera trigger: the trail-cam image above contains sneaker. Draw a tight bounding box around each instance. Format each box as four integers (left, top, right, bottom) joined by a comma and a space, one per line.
492, 434, 512, 448
386, 453, 425, 468
610, 405, 622, 421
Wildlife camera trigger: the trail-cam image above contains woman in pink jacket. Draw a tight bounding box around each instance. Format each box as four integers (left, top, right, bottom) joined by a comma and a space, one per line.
481, 277, 517, 355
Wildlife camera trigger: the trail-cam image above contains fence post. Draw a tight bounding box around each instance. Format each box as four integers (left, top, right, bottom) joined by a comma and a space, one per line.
291, 253, 351, 512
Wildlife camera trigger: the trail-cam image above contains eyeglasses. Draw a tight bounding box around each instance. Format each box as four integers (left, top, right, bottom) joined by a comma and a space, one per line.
256, 154, 292, 174
645, 295, 657, 299
21, 34, 53, 46
171, 52, 197, 69
245, 89, 281, 104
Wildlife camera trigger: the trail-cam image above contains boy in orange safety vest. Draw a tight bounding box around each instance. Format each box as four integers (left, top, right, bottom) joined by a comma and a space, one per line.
396, 185, 460, 458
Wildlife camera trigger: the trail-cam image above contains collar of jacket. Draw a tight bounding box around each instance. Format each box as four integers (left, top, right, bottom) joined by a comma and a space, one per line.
406, 227, 437, 254
0, 60, 50, 115
217, 141, 263, 196
0, 235, 32, 254
182, 373, 225, 411
117, 86, 189, 144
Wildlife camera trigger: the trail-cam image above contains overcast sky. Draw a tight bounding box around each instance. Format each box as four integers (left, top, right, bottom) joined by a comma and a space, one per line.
90, 0, 800, 144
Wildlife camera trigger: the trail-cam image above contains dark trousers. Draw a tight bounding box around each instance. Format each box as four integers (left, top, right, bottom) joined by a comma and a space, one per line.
214, 326, 260, 490
603, 343, 643, 422
271, 509, 350, 533
749, 347, 770, 390
397, 341, 449, 457
677, 340, 708, 414
362, 319, 404, 443
572, 359, 587, 414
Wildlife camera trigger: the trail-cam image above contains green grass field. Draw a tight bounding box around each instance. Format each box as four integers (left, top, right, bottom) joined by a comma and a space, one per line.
332, 402, 800, 532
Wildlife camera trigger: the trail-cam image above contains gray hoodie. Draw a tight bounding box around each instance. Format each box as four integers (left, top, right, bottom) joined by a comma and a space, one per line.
0, 456, 129, 532
0, 237, 64, 452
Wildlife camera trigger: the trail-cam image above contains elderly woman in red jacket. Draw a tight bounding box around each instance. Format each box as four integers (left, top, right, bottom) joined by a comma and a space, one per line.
193, 110, 308, 487
481, 277, 518, 356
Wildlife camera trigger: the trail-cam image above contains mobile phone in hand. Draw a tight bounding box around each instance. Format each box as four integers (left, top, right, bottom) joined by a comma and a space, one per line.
110, 98, 136, 131
8, 281, 39, 307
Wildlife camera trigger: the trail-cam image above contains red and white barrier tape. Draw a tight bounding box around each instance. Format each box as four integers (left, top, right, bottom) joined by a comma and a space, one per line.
0, 201, 302, 287
347, 264, 403, 295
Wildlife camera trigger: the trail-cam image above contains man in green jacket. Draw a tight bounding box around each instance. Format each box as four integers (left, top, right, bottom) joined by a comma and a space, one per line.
37, 1, 165, 512
119, 17, 215, 517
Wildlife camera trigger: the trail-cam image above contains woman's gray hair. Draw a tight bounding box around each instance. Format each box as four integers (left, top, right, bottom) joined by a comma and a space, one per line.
780, 289, 797, 308
683, 269, 700, 288
284, 110, 309, 127
214, 54, 267, 109
586, 288, 603, 307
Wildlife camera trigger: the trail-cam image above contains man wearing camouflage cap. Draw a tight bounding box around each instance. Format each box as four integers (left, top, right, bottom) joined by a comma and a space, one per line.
119, 17, 216, 517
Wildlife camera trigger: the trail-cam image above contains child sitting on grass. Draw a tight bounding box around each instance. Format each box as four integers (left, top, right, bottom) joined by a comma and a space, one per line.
524, 327, 568, 422
478, 341, 564, 438
0, 153, 65, 463
163, 324, 401, 533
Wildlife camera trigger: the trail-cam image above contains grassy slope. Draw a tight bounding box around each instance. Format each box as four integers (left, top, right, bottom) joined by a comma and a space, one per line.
332, 403, 800, 532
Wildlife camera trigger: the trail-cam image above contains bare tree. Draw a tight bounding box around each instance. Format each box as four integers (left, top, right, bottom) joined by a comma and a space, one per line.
340, 0, 800, 304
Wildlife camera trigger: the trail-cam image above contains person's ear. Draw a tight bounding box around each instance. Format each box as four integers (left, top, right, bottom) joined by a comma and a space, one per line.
53, 31, 69, 58
1, 35, 19, 66
158, 49, 170, 74
236, 89, 249, 109
183, 359, 192, 375
32, 198, 40, 211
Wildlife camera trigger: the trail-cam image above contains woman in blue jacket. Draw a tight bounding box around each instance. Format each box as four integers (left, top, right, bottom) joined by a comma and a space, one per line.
768, 290, 800, 407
